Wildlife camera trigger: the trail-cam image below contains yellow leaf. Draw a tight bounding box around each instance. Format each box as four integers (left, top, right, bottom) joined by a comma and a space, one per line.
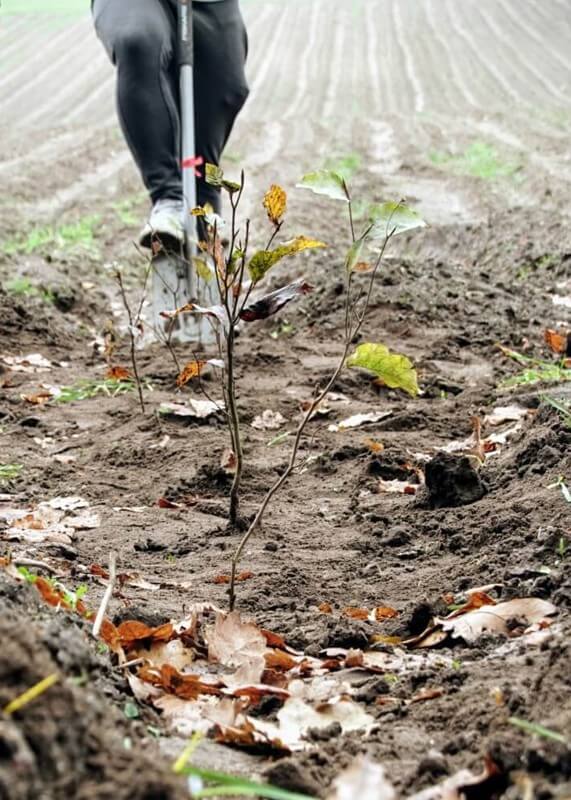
347, 343, 419, 397
263, 184, 287, 225
176, 361, 207, 387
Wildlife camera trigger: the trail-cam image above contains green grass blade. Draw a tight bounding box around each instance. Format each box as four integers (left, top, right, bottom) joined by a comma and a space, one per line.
508, 717, 568, 745
180, 766, 316, 800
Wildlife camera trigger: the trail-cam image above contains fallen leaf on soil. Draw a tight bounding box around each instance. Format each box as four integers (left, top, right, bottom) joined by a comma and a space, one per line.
118, 620, 175, 651
21, 390, 55, 405
240, 279, 314, 321
2, 353, 52, 372
159, 398, 224, 418
206, 612, 267, 677
342, 607, 369, 620
275, 694, 374, 748
157, 497, 183, 509
409, 755, 503, 800
328, 410, 392, 432
251, 410, 286, 430
440, 597, 557, 643
213, 717, 291, 755
483, 405, 530, 426
212, 571, 253, 585
264, 649, 299, 672
325, 756, 396, 800
139, 663, 223, 700
364, 438, 385, 454
377, 478, 418, 495
319, 602, 333, 614
410, 687, 444, 704
105, 365, 132, 381
544, 328, 570, 355
46, 496, 88, 511
445, 591, 497, 618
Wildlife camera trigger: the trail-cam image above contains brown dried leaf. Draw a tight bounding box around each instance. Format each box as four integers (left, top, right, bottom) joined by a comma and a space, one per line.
212, 571, 253, 585
117, 620, 174, 651
138, 663, 223, 700
220, 448, 237, 475
544, 328, 569, 355
264, 649, 299, 672
105, 365, 132, 381
374, 606, 398, 621
240, 279, 314, 322
207, 612, 267, 674
440, 597, 557, 643
319, 602, 333, 614
342, 607, 370, 620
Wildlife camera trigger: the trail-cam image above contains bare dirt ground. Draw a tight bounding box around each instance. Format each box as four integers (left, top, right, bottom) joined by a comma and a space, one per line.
1, 1, 571, 798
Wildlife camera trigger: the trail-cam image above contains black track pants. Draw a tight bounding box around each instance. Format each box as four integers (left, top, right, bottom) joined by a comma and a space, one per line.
92, 0, 249, 210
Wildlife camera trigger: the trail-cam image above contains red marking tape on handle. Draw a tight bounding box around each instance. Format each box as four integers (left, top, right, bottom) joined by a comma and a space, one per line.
182, 155, 204, 177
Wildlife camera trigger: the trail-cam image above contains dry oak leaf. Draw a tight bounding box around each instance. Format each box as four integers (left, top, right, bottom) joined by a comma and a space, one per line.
105, 365, 132, 381
263, 184, 287, 225
21, 391, 54, 405
117, 620, 174, 651
207, 611, 267, 671
544, 328, 570, 355
264, 649, 299, 672
342, 607, 370, 621
213, 718, 290, 755
138, 663, 223, 700
212, 571, 253, 585
319, 602, 333, 614
440, 597, 557, 643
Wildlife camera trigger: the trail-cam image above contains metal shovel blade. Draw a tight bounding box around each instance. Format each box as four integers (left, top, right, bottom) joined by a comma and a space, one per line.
151, 249, 199, 343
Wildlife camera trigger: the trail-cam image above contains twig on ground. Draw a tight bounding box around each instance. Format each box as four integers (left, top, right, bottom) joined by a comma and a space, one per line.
92, 550, 117, 640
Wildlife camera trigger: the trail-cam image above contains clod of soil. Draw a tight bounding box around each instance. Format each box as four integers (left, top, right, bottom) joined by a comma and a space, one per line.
424, 452, 486, 508
0, 577, 186, 800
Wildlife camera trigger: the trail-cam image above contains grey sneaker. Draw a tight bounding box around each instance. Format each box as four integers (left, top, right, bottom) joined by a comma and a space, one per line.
139, 198, 185, 250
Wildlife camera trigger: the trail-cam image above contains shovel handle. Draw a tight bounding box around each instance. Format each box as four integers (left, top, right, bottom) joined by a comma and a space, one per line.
178, 0, 193, 67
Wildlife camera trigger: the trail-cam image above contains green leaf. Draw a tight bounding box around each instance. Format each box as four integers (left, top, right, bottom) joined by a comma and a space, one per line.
192, 256, 215, 283
347, 343, 419, 397
123, 701, 140, 720
508, 717, 568, 745
222, 179, 241, 193
344, 234, 367, 273
368, 202, 427, 239
296, 170, 349, 202
178, 765, 316, 800
248, 236, 326, 283
205, 163, 224, 187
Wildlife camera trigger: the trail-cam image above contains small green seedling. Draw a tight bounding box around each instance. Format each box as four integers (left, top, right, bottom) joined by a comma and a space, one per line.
557, 537, 568, 559
430, 141, 520, 180
499, 348, 571, 388
54, 377, 143, 404
0, 464, 23, 484
543, 395, 571, 428
2, 215, 100, 257
547, 476, 571, 503
509, 717, 568, 746
5, 277, 55, 303
173, 735, 316, 799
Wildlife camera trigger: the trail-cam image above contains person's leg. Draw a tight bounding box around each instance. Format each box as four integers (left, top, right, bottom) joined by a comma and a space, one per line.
92, 0, 182, 205
191, 0, 249, 211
